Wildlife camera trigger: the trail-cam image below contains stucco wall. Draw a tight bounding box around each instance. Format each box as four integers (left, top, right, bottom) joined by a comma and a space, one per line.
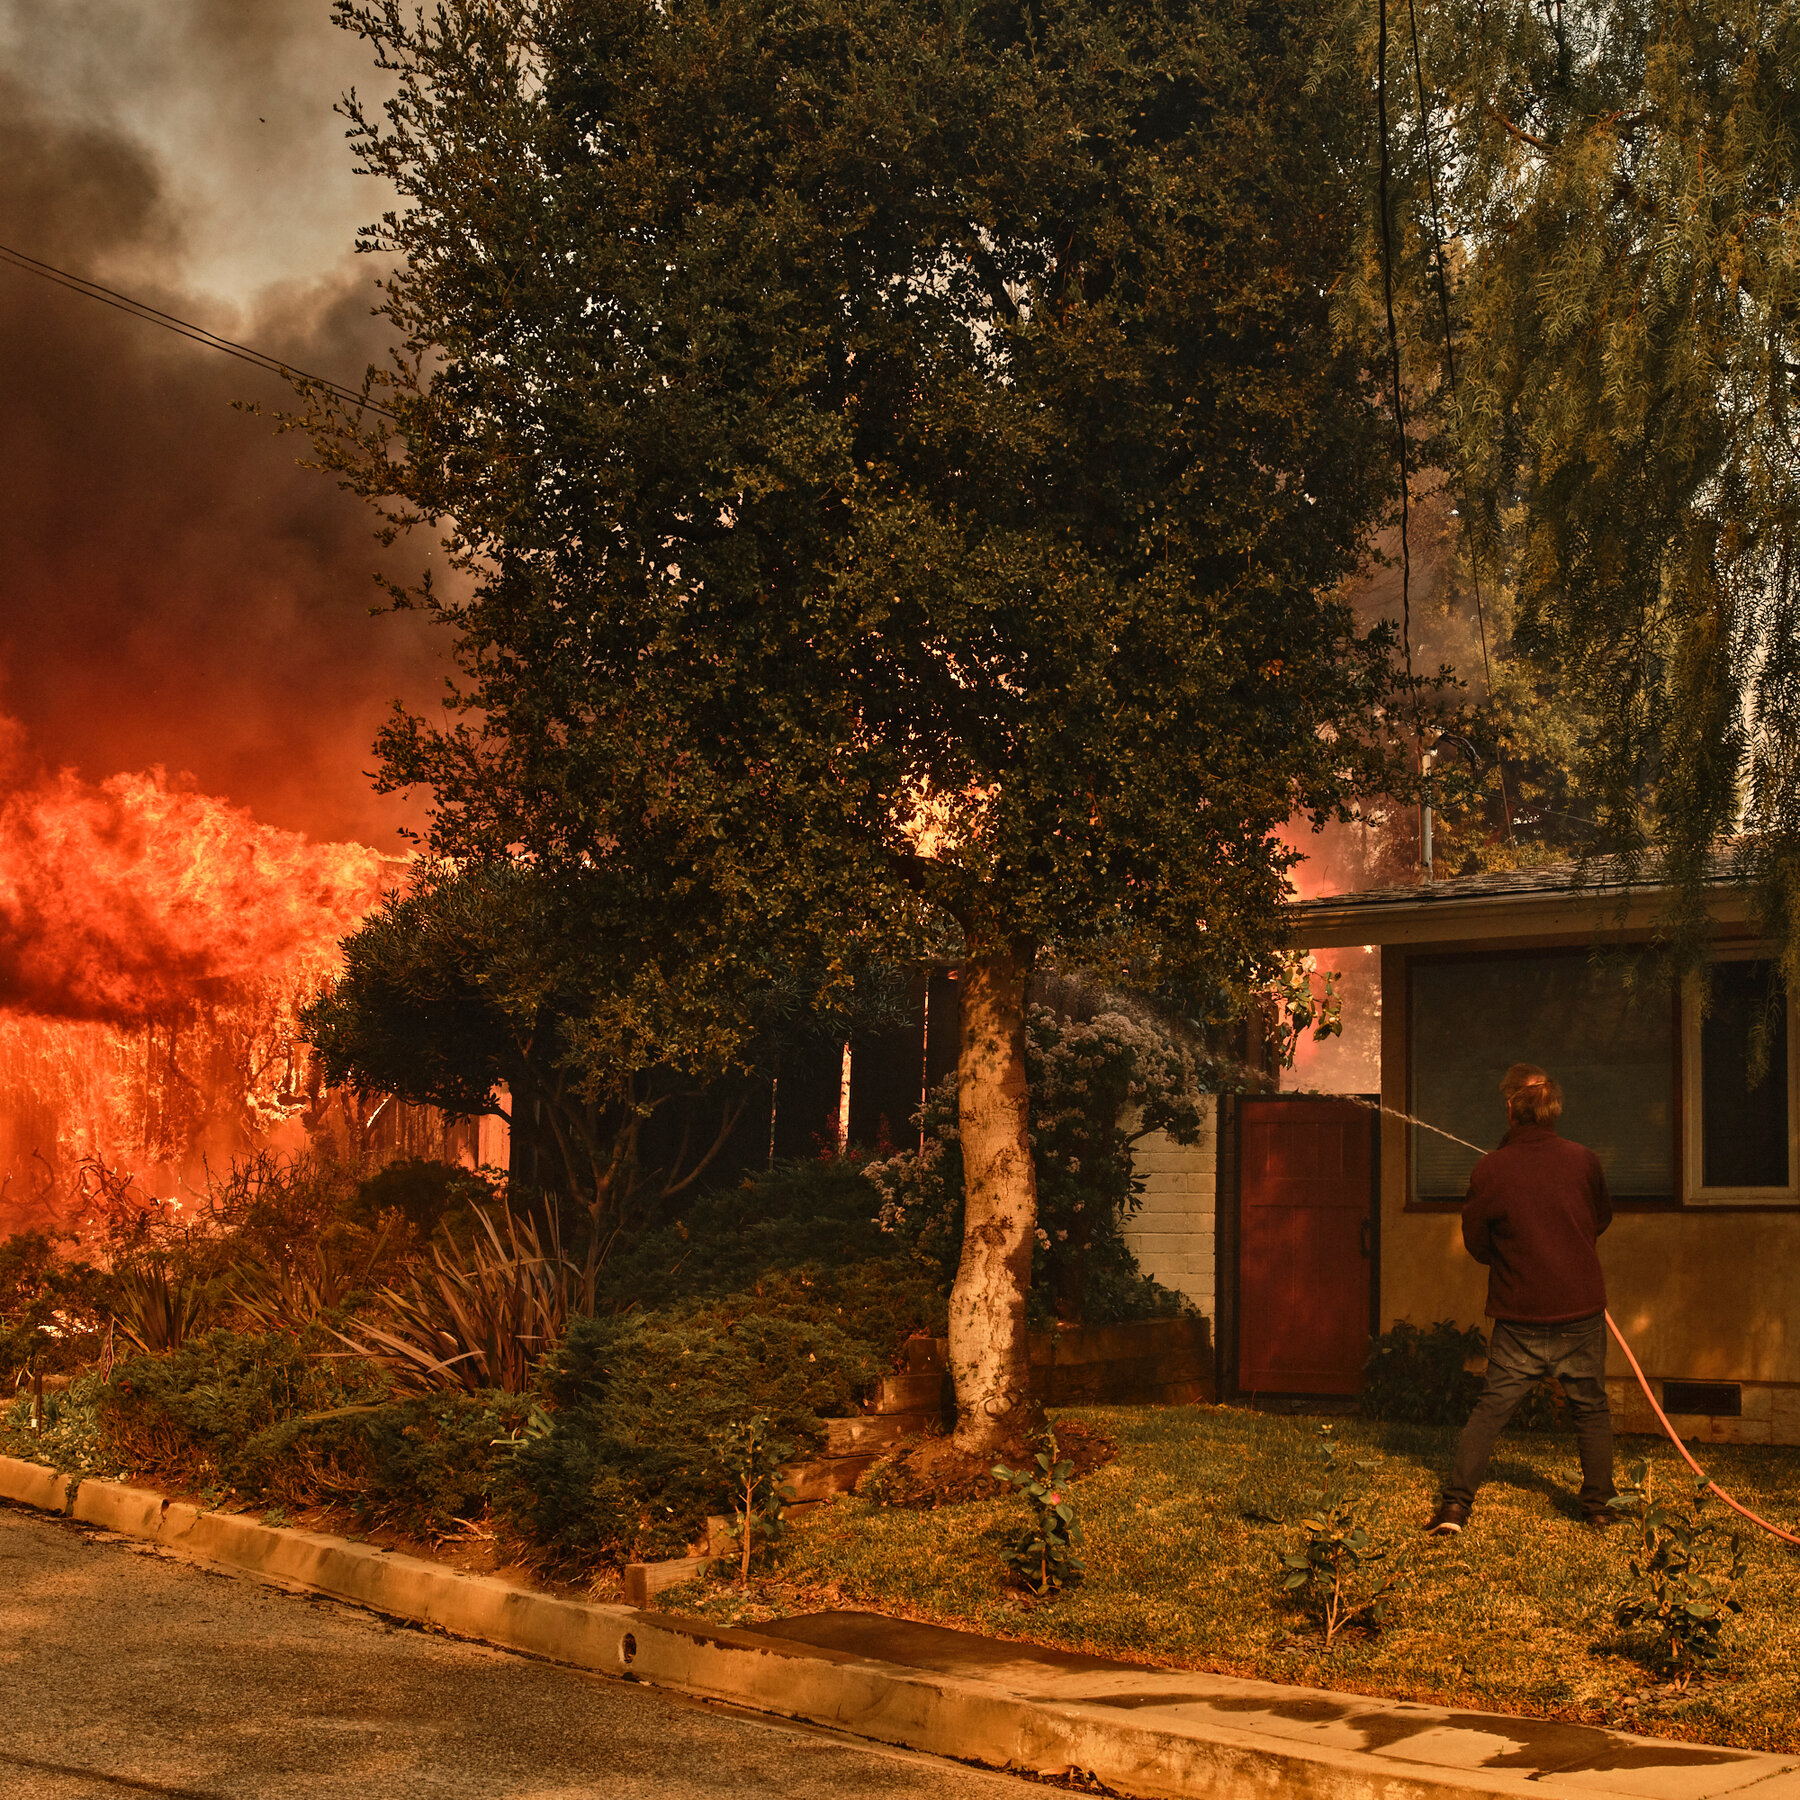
1377, 944, 1800, 1438
1122, 1097, 1217, 1320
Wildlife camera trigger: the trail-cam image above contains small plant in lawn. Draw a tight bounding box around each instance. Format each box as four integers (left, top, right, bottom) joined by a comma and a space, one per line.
715, 1414, 797, 1584
993, 1434, 1086, 1596
1278, 1426, 1405, 1647
1610, 1458, 1749, 1691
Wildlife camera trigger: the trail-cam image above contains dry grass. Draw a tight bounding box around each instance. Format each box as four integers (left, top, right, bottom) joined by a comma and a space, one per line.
766, 1404, 1800, 1753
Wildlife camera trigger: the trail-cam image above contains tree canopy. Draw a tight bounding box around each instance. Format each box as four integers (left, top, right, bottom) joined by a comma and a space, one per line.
312, 0, 1409, 1446
301, 860, 905, 1231
1372, 0, 1800, 969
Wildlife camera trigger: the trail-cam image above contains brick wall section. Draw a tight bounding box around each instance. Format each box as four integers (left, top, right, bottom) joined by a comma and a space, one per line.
1121, 1096, 1218, 1321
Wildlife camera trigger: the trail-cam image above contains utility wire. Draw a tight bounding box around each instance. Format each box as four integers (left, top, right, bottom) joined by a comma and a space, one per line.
1404, 0, 1516, 841
0, 240, 397, 420
1375, 0, 1420, 760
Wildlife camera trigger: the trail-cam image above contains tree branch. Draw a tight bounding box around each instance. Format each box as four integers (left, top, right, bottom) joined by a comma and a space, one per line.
1485, 104, 1551, 152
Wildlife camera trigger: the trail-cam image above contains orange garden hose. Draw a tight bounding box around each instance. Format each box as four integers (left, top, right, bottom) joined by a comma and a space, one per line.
1605, 1310, 1800, 1548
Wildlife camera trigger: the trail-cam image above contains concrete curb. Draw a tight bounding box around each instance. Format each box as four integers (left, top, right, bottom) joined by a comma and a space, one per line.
2, 1454, 1794, 1800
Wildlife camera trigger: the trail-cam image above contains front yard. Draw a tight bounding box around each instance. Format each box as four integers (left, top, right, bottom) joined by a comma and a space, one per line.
728, 1405, 1800, 1754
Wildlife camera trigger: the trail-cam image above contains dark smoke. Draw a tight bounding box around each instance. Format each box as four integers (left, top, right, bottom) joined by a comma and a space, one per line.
0, 11, 444, 849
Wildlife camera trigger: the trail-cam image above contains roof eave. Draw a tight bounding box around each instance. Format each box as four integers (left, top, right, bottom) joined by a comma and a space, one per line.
1288, 881, 1755, 949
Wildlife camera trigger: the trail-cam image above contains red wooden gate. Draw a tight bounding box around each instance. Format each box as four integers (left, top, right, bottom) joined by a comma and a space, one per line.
1238, 1098, 1374, 1395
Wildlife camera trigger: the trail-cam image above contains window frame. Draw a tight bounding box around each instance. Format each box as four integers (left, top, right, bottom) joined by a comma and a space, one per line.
1680, 948, 1800, 1206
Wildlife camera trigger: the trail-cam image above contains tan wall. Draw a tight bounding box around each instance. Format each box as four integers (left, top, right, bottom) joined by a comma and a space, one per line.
1377, 945, 1800, 1394
1122, 1097, 1217, 1320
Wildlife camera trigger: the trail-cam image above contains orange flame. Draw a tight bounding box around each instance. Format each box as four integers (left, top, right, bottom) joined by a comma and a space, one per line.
0, 764, 393, 1024
0, 742, 404, 1232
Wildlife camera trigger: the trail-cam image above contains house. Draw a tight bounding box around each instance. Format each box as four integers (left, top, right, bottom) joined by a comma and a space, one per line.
1266, 861, 1800, 1444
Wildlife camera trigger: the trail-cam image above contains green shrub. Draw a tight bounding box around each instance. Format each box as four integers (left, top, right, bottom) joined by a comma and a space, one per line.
98, 1329, 369, 1485
594, 1157, 946, 1364
595, 1159, 896, 1304
92, 1328, 523, 1534
0, 1231, 112, 1382
245, 1391, 525, 1534
495, 1303, 878, 1568
339, 1157, 493, 1242
1361, 1320, 1486, 1424
1080, 1258, 1188, 1328
0, 1370, 108, 1472
1362, 1319, 1575, 1431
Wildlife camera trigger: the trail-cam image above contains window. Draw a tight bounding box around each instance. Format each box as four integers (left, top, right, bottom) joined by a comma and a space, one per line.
1682, 954, 1798, 1204
1409, 950, 1675, 1203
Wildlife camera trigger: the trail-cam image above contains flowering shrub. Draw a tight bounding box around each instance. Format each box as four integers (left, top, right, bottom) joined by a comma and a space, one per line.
864, 1006, 1205, 1323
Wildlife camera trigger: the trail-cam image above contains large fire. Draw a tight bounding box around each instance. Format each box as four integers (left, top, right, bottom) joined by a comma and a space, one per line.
1278, 814, 1404, 1098
0, 736, 405, 1234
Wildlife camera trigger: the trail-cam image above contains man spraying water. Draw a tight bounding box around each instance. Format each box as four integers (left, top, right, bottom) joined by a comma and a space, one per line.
1427, 1063, 1618, 1535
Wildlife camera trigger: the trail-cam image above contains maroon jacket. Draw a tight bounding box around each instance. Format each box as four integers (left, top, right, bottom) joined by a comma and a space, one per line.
1461, 1122, 1612, 1324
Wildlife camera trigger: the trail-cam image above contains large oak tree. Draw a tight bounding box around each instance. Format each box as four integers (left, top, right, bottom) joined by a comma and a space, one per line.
313, 0, 1406, 1451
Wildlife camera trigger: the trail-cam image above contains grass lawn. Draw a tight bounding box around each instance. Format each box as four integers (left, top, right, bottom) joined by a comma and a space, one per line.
755, 1404, 1800, 1754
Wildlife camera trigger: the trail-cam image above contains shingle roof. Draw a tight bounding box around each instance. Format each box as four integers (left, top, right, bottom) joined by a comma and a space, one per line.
1287, 853, 1738, 918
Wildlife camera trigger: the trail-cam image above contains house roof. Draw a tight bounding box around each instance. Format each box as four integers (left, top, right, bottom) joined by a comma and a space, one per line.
1286, 855, 1750, 949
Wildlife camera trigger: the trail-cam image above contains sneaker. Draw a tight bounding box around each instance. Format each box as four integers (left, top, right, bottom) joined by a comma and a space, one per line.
1426, 1499, 1469, 1535
1583, 1502, 1621, 1530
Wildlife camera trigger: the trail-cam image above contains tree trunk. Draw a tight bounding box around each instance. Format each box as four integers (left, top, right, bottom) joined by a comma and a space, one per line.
947, 940, 1044, 1454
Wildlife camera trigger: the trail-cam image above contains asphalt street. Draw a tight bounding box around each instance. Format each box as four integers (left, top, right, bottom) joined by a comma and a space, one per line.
0, 1504, 1042, 1800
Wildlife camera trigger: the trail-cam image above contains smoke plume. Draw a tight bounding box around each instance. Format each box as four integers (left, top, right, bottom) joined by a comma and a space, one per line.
0, 2, 445, 848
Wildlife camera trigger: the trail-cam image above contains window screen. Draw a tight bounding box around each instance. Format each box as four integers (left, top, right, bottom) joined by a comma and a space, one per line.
1410, 951, 1674, 1201
1699, 960, 1790, 1189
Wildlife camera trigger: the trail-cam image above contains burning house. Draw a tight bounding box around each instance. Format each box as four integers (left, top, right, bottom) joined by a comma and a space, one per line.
0, 753, 412, 1233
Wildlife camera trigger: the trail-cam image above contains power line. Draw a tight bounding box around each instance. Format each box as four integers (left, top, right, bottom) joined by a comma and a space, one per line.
0, 240, 398, 420
1404, 0, 1516, 842
1375, 0, 1420, 760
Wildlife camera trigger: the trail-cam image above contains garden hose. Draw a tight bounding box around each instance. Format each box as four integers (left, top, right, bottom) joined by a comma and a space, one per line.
1605, 1311, 1800, 1549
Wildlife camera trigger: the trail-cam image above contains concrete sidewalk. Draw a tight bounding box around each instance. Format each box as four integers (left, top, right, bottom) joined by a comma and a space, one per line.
3, 1455, 1793, 1800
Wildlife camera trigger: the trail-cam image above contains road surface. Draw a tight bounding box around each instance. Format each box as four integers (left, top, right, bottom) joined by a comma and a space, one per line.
0, 1503, 1043, 1799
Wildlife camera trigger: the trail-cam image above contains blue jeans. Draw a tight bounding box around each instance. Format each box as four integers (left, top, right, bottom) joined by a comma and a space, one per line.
1444, 1314, 1615, 1509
